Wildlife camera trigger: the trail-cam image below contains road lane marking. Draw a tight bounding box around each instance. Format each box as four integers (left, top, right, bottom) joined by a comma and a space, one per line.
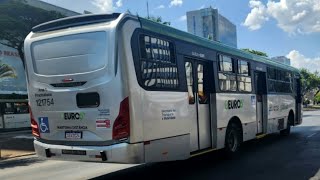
13, 135, 34, 139
256, 134, 267, 139
191, 148, 217, 157
307, 132, 317, 138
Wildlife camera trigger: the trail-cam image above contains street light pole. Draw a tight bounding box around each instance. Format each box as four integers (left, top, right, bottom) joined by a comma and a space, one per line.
147, 1, 150, 19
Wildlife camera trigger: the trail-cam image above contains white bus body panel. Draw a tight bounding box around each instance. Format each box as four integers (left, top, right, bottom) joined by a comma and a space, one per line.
121, 20, 191, 161
139, 91, 190, 140
25, 25, 119, 143
144, 134, 190, 162
267, 94, 295, 133
24, 15, 148, 163
34, 140, 144, 163
26, 15, 191, 163
216, 93, 257, 149
119, 20, 144, 144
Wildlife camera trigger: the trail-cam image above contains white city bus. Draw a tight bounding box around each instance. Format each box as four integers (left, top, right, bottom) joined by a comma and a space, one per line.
24, 13, 302, 163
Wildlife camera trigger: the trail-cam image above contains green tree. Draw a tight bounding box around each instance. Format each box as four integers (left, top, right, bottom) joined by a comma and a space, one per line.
0, 0, 65, 67
134, 12, 170, 26
241, 48, 268, 57
314, 92, 320, 104
300, 68, 320, 94
147, 16, 171, 26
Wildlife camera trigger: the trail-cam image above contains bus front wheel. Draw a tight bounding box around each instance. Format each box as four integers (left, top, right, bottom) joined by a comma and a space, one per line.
225, 123, 242, 154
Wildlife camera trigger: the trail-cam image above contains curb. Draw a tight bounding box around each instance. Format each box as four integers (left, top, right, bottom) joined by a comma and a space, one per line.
0, 152, 36, 161
303, 109, 320, 111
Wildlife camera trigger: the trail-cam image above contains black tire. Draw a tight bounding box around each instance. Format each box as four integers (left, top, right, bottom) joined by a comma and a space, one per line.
225, 123, 242, 155
280, 113, 293, 136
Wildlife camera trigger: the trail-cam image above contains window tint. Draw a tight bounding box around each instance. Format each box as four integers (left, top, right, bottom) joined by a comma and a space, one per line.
238, 76, 252, 92
141, 35, 175, 64
4, 103, 14, 114
141, 61, 179, 88
219, 73, 237, 91
185, 62, 195, 104
76, 93, 100, 108
139, 34, 179, 90
198, 64, 209, 104
219, 55, 234, 72
267, 67, 293, 93
238, 60, 249, 76
268, 68, 276, 79
3, 102, 29, 114
15, 102, 29, 114
237, 60, 252, 92
218, 55, 237, 91
268, 80, 276, 92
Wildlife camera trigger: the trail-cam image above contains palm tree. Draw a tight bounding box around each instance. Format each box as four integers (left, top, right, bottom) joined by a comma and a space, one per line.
0, 62, 17, 79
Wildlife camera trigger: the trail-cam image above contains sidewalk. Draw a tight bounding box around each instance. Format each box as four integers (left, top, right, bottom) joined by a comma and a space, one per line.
303, 107, 320, 111
0, 130, 35, 160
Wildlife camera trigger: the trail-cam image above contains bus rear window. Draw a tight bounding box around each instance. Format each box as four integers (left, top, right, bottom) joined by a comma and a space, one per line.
137, 34, 179, 91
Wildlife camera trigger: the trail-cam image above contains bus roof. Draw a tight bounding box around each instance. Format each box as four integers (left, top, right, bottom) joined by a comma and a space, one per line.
32, 13, 121, 33
137, 16, 300, 74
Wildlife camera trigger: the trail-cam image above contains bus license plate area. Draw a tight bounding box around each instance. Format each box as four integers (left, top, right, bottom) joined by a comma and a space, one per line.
65, 131, 82, 139
62, 149, 86, 155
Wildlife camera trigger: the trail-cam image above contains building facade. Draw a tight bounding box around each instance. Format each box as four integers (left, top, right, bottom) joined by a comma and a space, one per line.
187, 7, 237, 48
271, 56, 291, 66
25, 0, 80, 16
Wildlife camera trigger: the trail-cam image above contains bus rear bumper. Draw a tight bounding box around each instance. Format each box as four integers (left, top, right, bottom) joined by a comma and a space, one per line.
34, 140, 144, 163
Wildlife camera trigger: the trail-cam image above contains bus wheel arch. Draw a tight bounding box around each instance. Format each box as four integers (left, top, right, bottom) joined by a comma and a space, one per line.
288, 110, 294, 126
280, 110, 294, 136
224, 116, 243, 154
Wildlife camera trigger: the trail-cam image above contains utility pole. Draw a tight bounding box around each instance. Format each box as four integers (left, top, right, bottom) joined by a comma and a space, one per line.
147, 1, 150, 19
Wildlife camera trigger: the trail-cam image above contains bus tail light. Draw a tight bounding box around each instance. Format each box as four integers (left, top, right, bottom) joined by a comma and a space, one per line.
29, 105, 40, 138
113, 97, 130, 140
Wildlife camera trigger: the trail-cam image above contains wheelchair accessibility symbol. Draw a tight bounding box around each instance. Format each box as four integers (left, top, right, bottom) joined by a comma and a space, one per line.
39, 117, 50, 133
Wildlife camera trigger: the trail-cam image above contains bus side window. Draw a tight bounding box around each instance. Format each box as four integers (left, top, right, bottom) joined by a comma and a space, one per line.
14, 102, 29, 114
4, 103, 15, 114
218, 55, 237, 91
237, 60, 252, 92
185, 62, 195, 104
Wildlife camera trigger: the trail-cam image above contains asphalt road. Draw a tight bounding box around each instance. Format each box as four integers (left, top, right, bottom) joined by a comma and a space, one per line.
1, 110, 320, 180
0, 130, 34, 158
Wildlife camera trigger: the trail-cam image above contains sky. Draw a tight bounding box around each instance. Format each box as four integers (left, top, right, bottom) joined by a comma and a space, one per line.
40, 0, 320, 72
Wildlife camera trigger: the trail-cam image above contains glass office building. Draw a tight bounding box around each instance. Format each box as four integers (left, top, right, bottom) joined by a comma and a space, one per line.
187, 7, 237, 48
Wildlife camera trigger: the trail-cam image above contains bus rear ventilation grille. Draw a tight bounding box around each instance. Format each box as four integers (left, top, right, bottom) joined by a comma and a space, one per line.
51, 82, 87, 87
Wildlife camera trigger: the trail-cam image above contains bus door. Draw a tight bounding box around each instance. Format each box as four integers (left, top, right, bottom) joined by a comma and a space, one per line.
295, 78, 302, 125
255, 71, 267, 134
185, 58, 213, 151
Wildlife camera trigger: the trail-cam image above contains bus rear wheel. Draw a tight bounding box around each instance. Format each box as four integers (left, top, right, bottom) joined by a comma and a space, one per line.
280, 112, 293, 136
225, 123, 242, 154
